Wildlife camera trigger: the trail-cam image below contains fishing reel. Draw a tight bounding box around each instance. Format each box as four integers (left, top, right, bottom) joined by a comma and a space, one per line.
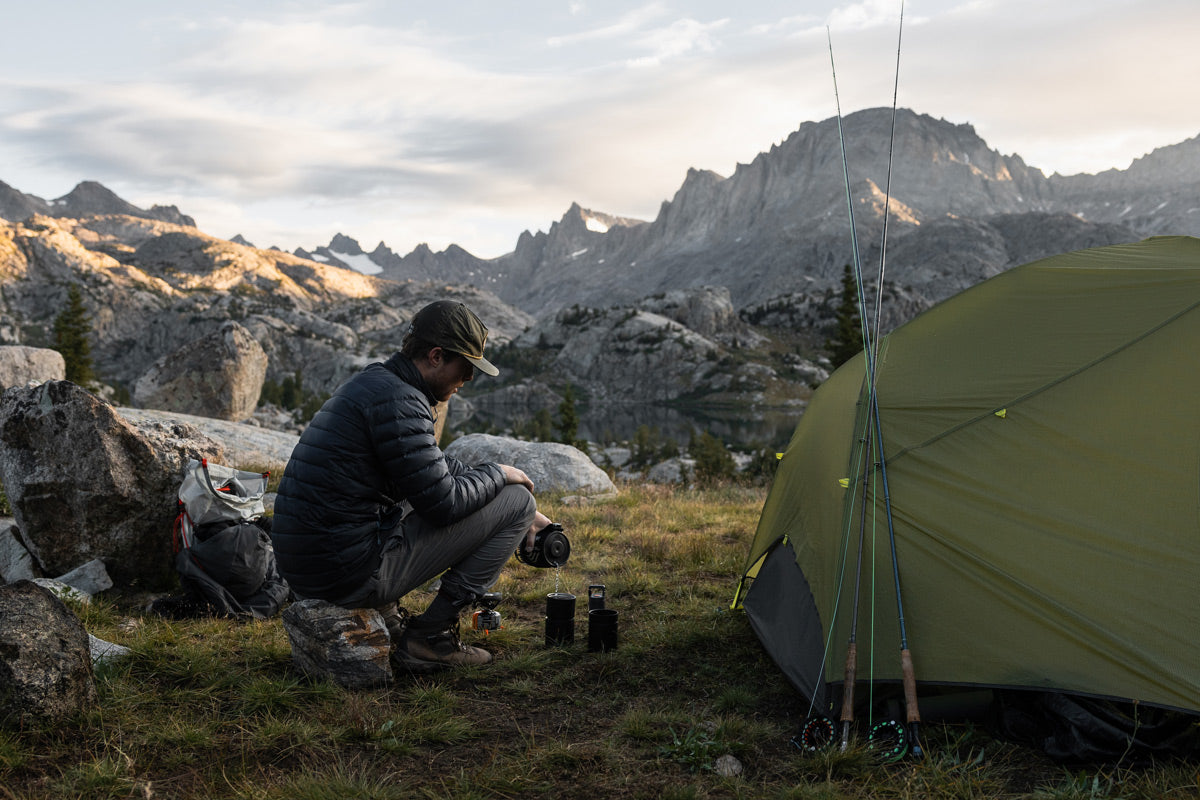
791, 715, 835, 753
790, 714, 916, 762
867, 719, 910, 762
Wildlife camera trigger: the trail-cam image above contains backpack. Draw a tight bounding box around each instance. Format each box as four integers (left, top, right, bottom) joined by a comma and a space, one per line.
161, 458, 290, 620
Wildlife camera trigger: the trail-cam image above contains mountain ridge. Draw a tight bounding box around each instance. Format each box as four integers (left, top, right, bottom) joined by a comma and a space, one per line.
296, 108, 1199, 315
7, 107, 1197, 321
0, 179, 194, 228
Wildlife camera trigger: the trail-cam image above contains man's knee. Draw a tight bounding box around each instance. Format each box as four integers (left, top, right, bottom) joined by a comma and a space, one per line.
497, 483, 537, 523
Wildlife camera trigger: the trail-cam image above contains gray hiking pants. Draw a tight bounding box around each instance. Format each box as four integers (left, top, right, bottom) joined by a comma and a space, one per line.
355, 484, 537, 609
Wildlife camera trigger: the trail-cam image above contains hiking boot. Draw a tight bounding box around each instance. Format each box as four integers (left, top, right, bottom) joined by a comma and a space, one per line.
393, 620, 493, 673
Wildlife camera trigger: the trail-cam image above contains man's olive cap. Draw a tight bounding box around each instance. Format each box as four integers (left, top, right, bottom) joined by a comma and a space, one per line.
408, 301, 499, 376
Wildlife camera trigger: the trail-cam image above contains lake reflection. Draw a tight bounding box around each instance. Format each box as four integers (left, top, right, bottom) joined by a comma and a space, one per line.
450, 401, 802, 451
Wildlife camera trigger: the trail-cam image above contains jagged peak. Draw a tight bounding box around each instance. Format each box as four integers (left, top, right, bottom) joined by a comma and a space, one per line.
328, 233, 363, 254
683, 166, 724, 184
1129, 132, 1200, 170
556, 202, 646, 235
38, 180, 196, 226
56, 180, 129, 206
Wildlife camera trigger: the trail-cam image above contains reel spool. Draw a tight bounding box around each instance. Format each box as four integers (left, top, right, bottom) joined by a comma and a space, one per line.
791, 715, 835, 753
867, 719, 909, 762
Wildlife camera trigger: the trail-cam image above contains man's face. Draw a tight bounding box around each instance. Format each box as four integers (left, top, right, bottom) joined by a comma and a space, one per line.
426, 347, 475, 402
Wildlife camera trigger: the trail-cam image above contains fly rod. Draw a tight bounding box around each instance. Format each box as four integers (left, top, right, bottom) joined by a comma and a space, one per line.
870, 0, 922, 758
838, 427, 876, 750
828, 1, 922, 758
827, 26, 880, 752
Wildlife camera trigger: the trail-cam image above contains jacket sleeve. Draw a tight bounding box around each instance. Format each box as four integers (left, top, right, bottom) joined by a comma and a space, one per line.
370, 391, 506, 527
445, 452, 482, 477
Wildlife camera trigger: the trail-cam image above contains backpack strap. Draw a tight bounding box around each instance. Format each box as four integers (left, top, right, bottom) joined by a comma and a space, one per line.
173, 499, 196, 554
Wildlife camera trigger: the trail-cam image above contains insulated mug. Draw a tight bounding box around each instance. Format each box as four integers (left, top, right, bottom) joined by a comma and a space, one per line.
545, 592, 576, 646
587, 608, 619, 652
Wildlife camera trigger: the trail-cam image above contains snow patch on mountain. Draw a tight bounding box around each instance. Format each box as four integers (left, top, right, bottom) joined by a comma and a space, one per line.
329, 249, 381, 275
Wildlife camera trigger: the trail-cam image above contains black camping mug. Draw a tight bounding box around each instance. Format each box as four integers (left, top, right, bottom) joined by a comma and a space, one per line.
545, 592, 576, 646
587, 608, 619, 652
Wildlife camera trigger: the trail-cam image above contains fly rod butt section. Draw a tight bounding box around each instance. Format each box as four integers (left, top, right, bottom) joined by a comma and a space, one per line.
838, 642, 858, 750
900, 647, 923, 757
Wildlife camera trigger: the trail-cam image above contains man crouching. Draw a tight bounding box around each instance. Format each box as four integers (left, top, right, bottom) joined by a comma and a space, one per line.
271, 300, 555, 672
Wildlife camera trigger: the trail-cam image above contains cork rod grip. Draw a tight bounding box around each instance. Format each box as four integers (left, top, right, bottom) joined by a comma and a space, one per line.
900, 648, 920, 723
839, 642, 857, 723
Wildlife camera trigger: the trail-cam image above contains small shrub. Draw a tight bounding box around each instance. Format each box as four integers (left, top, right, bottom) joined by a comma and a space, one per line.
689, 431, 735, 484
658, 726, 721, 773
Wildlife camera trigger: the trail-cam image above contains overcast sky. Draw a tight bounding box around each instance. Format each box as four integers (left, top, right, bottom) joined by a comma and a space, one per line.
2, 0, 1196, 258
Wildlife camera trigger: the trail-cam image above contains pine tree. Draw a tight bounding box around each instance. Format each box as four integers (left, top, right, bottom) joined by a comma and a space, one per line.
279, 370, 303, 409
631, 424, 660, 467
826, 263, 863, 369
531, 408, 554, 441
555, 383, 580, 447
52, 284, 95, 386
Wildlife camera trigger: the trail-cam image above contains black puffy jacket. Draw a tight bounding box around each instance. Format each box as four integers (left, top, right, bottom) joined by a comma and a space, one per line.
271, 352, 505, 602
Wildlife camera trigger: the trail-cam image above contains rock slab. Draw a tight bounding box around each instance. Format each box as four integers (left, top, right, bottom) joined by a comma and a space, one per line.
445, 433, 616, 495
0, 580, 97, 727
117, 406, 299, 471
281, 599, 392, 689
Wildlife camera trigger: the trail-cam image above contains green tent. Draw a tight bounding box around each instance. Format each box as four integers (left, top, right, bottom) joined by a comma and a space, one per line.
736, 236, 1200, 740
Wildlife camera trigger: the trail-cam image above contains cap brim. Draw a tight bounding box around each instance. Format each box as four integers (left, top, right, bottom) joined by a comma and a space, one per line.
463, 353, 499, 377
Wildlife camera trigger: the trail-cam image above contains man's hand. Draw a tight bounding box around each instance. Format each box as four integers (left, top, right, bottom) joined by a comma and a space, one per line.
501, 464, 534, 492
524, 510, 553, 552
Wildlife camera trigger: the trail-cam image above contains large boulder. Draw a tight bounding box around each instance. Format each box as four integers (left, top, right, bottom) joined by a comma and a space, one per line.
0, 581, 96, 727
133, 321, 268, 421
445, 433, 616, 495
0, 346, 65, 390
0, 380, 224, 589
638, 286, 766, 347
516, 308, 723, 404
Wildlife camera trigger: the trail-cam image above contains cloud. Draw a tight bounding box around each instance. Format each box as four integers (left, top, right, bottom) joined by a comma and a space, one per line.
827, 0, 906, 31
546, 3, 669, 47
2, 0, 1197, 257
546, 4, 730, 69
626, 17, 729, 68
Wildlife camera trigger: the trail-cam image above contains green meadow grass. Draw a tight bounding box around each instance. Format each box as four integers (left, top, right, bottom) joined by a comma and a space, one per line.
4, 484, 1197, 799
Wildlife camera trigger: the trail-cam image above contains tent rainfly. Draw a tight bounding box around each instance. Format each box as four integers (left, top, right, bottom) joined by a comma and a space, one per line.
735, 236, 1200, 757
